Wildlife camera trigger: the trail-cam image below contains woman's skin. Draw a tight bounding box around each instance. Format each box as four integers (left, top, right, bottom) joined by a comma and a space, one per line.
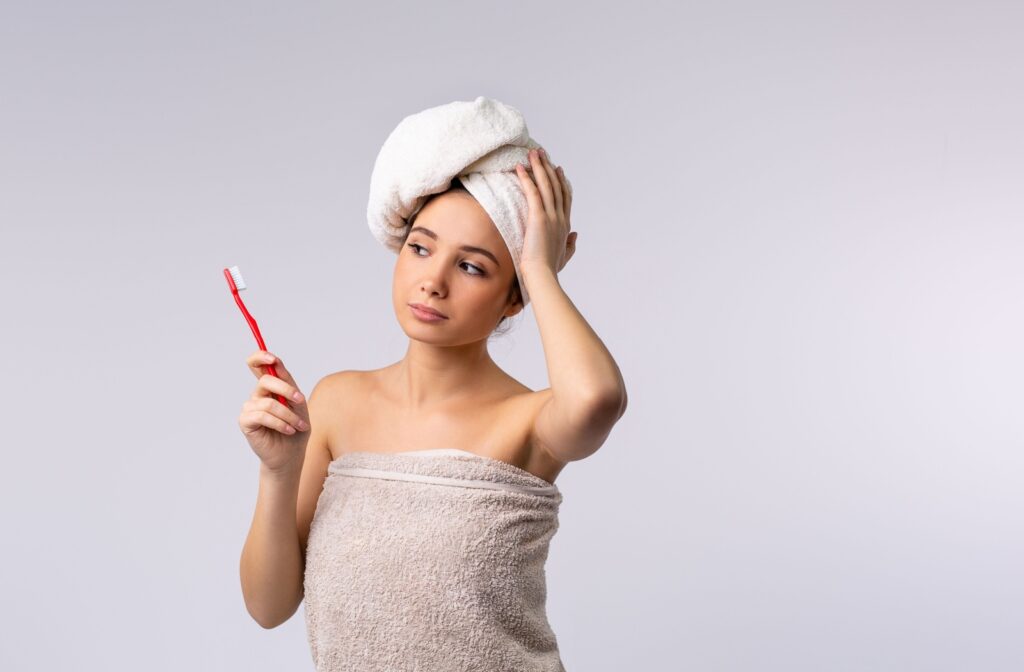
386, 186, 524, 411
384, 147, 627, 461
238, 147, 626, 629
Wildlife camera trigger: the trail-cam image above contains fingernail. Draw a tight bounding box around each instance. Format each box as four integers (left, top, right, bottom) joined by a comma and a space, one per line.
292, 391, 303, 402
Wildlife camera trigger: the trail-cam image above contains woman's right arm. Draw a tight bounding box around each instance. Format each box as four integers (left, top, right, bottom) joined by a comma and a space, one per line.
235, 352, 333, 628
239, 462, 306, 629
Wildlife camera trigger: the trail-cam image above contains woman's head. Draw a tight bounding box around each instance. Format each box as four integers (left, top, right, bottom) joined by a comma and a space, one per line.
392, 178, 524, 344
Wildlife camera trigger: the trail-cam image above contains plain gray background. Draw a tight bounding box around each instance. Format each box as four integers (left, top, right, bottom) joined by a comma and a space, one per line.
2, 1, 1022, 670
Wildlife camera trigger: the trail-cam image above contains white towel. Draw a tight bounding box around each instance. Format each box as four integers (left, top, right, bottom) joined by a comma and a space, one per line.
366, 96, 573, 307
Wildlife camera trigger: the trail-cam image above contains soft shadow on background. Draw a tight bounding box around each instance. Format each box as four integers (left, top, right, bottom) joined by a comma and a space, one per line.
2, 1, 1022, 670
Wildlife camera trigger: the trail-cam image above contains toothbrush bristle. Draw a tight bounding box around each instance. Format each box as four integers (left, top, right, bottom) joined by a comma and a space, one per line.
228, 265, 247, 290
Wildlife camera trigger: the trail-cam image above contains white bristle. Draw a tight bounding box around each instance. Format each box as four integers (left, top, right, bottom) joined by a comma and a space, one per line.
228, 265, 247, 290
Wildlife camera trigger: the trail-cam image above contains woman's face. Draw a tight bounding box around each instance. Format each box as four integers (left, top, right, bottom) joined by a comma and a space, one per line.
392, 189, 522, 344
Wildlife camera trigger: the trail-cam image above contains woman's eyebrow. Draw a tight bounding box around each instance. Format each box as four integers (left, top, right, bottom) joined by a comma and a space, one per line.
408, 226, 500, 267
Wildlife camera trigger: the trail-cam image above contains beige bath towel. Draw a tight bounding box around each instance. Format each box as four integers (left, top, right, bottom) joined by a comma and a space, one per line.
303, 448, 566, 671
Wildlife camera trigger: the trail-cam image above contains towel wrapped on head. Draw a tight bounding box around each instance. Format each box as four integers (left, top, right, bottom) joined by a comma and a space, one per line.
366, 96, 572, 308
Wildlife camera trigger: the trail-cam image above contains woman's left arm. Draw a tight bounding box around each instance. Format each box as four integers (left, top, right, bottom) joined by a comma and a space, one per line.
516, 148, 628, 463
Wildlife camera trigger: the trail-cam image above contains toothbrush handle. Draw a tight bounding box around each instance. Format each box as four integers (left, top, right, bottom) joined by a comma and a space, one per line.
230, 289, 289, 406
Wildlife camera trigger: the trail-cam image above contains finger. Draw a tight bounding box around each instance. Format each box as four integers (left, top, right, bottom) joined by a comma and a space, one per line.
237, 403, 294, 436
515, 162, 543, 213
253, 373, 305, 404
540, 151, 563, 218
254, 396, 310, 431
240, 395, 307, 432
265, 359, 298, 389
530, 149, 557, 220
247, 350, 279, 379
557, 166, 572, 218
247, 351, 297, 387
240, 409, 299, 435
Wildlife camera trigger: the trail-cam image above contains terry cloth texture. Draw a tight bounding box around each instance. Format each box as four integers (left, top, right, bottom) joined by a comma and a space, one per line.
365, 95, 573, 308
303, 448, 566, 672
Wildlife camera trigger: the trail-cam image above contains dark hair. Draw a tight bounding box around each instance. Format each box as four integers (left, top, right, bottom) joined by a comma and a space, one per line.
403, 177, 521, 337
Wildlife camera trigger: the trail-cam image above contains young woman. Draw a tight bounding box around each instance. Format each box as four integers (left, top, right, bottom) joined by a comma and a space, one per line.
238, 146, 627, 671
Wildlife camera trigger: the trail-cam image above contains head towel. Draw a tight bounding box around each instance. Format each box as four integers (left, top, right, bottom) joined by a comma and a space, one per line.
366, 96, 572, 308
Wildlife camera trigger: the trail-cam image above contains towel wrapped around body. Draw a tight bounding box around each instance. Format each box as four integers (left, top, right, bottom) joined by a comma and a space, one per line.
303, 448, 566, 672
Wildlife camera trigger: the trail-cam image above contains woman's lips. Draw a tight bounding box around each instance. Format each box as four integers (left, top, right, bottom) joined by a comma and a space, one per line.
409, 304, 448, 322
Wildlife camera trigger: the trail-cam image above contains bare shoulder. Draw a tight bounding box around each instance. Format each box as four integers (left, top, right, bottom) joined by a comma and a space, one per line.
310, 368, 372, 403
308, 368, 385, 455
305, 369, 365, 434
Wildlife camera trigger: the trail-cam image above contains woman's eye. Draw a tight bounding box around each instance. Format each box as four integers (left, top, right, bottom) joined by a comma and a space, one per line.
406, 243, 485, 277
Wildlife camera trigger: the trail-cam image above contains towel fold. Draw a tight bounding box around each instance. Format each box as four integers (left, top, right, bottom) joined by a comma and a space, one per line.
304, 448, 566, 672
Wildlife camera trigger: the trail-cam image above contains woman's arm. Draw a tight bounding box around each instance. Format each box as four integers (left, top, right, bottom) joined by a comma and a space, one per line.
516, 148, 628, 463
239, 465, 306, 628
525, 262, 627, 463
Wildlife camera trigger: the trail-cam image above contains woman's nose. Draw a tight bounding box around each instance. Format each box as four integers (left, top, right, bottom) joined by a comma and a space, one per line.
419, 266, 448, 294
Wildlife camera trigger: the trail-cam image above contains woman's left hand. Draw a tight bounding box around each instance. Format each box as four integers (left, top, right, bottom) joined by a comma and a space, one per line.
516, 147, 577, 276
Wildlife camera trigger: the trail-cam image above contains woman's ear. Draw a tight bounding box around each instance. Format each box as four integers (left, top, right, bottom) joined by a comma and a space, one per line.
503, 283, 525, 317
504, 302, 525, 318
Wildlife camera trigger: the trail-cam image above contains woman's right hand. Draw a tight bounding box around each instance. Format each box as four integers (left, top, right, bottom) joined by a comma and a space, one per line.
237, 350, 311, 474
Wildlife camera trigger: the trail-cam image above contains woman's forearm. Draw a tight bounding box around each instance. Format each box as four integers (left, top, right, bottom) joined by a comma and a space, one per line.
523, 263, 627, 406
239, 464, 305, 629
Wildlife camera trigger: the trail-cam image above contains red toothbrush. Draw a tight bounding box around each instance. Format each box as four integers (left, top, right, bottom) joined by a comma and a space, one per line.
223, 265, 288, 406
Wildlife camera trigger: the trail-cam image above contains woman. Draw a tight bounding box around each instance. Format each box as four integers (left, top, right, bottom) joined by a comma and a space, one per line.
238, 100, 627, 671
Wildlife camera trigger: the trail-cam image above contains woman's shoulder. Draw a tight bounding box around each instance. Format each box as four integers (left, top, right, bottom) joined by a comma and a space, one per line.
314, 363, 544, 410
311, 368, 374, 399
300, 370, 370, 422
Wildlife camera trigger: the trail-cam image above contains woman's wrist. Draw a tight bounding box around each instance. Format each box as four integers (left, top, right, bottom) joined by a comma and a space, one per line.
259, 459, 304, 485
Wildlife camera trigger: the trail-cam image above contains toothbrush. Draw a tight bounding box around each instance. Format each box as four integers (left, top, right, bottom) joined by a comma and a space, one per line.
223, 265, 288, 406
